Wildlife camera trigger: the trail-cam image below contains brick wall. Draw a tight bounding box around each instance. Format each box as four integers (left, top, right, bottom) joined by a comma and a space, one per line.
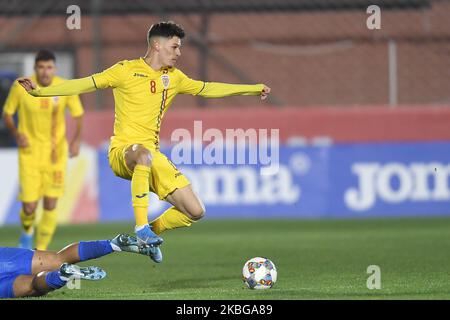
66, 106, 450, 147
1, 2, 449, 109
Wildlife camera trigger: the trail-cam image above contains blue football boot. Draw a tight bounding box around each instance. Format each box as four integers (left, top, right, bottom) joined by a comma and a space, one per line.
59, 263, 107, 281
112, 232, 163, 263
19, 231, 33, 250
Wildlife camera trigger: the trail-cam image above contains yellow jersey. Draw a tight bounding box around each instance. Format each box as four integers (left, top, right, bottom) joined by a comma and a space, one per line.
91, 57, 263, 151
3, 75, 84, 167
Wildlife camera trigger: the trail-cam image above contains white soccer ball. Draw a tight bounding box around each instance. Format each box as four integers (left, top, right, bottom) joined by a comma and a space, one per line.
242, 257, 277, 290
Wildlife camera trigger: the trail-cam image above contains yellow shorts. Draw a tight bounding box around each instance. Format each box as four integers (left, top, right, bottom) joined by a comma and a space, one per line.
108, 144, 190, 200
19, 163, 66, 203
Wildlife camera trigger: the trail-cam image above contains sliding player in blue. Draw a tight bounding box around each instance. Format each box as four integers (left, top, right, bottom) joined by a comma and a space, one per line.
0, 234, 150, 298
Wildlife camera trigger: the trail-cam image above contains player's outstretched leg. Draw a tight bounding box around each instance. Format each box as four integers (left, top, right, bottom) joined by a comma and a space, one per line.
9, 235, 157, 298
29, 239, 115, 276
151, 184, 205, 235
31, 235, 159, 274
127, 145, 163, 245
32, 235, 160, 274
124, 144, 163, 263
12, 263, 106, 298
146, 185, 204, 264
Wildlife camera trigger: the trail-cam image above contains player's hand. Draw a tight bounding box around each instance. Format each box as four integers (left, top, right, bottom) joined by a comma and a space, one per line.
15, 133, 29, 148
17, 78, 38, 93
261, 85, 271, 100
69, 140, 80, 158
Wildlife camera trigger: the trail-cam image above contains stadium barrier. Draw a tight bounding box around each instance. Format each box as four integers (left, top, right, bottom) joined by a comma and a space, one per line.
2, 106, 450, 225
69, 106, 450, 146
1, 141, 450, 225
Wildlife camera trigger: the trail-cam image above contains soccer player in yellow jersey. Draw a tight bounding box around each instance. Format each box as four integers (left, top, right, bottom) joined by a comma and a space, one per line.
2, 50, 84, 251
18, 22, 270, 263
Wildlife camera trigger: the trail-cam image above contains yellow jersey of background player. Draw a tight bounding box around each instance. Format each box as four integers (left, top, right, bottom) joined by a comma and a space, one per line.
3, 50, 84, 251
18, 21, 271, 264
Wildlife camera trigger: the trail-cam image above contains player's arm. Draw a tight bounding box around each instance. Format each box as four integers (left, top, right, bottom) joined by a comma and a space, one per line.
18, 77, 96, 97
178, 72, 271, 100
18, 61, 129, 97
200, 82, 270, 100
2, 113, 29, 148
2, 82, 29, 147
67, 95, 85, 158
68, 115, 83, 157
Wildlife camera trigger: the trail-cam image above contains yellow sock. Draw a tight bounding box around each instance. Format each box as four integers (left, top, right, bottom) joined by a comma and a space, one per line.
151, 206, 195, 235
132, 164, 151, 227
36, 209, 58, 250
134, 207, 149, 227
20, 209, 35, 235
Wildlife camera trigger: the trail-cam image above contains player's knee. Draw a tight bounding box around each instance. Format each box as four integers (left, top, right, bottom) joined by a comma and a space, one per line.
43, 199, 57, 211
187, 203, 206, 221
31, 272, 49, 297
135, 147, 152, 167
45, 204, 57, 211
23, 203, 37, 215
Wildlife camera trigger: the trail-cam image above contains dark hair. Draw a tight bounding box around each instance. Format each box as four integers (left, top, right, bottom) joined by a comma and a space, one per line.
147, 21, 185, 44
35, 49, 56, 63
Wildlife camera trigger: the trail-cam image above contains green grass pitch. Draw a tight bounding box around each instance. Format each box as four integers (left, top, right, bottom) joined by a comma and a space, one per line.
1, 217, 449, 299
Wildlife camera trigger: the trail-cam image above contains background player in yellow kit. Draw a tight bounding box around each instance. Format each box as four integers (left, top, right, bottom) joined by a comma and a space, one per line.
17, 22, 270, 263
2, 50, 84, 250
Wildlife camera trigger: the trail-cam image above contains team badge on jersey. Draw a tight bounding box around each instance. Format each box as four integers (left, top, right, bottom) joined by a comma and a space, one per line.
161, 74, 170, 89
